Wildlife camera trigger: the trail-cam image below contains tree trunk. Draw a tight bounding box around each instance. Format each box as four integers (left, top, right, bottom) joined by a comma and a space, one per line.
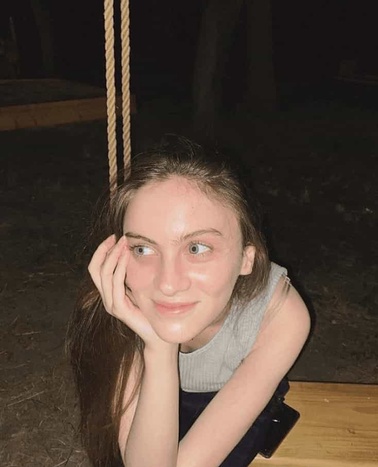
30, 0, 54, 76
245, 0, 276, 111
192, 0, 244, 143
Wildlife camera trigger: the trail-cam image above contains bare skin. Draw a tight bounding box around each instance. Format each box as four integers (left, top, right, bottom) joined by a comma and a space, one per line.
88, 177, 311, 467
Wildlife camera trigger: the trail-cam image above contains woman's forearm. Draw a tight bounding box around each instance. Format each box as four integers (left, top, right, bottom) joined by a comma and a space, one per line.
124, 344, 180, 467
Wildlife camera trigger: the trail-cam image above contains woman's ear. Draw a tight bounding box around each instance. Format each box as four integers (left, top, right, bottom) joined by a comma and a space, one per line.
240, 245, 255, 275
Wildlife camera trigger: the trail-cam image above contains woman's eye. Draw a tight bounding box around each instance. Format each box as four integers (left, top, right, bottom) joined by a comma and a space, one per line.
188, 243, 211, 255
132, 245, 154, 256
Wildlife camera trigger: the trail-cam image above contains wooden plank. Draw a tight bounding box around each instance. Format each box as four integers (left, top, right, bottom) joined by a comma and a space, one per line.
0, 78, 111, 105
0, 95, 136, 131
252, 382, 378, 467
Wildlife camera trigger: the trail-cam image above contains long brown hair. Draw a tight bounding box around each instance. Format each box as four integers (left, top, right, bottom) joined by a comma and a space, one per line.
66, 136, 270, 466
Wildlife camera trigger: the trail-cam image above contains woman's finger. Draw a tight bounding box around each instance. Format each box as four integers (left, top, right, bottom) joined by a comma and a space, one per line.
100, 236, 126, 311
88, 234, 116, 291
112, 245, 155, 341
112, 243, 132, 320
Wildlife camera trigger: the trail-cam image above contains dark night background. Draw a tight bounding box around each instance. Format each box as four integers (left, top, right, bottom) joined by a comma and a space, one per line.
1, 0, 378, 105
1, 1, 378, 465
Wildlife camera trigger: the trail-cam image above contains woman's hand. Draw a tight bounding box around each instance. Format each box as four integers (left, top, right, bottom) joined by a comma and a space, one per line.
88, 235, 168, 349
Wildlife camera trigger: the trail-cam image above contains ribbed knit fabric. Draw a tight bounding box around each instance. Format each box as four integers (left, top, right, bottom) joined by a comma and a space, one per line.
179, 262, 287, 392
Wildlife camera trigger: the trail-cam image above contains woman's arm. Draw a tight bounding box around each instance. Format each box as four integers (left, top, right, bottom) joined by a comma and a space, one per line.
176, 281, 310, 467
89, 236, 182, 466
122, 344, 180, 467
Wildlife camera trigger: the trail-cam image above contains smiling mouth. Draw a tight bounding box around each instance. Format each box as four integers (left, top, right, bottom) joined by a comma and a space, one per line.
153, 301, 197, 315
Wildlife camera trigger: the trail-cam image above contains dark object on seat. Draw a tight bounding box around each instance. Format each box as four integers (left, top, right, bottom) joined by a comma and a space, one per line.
259, 401, 300, 458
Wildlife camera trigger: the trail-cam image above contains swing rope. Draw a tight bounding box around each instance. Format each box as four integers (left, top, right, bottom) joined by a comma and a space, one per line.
120, 0, 131, 180
103, 0, 131, 196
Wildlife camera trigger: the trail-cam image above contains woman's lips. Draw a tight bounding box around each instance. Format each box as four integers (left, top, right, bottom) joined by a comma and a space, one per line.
153, 301, 197, 315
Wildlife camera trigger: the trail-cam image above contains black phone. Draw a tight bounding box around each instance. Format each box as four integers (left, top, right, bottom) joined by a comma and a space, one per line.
258, 402, 300, 458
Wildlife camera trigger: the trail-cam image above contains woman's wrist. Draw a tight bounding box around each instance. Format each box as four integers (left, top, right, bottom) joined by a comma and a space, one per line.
143, 342, 179, 364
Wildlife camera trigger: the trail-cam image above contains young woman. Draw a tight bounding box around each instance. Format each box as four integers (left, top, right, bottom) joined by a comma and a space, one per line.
67, 136, 310, 467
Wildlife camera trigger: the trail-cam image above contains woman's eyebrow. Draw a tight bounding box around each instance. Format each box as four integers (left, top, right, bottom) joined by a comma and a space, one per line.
124, 229, 222, 245
181, 229, 223, 241
124, 232, 158, 245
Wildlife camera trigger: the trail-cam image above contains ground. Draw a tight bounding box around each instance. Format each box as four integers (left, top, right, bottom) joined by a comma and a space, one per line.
0, 94, 377, 466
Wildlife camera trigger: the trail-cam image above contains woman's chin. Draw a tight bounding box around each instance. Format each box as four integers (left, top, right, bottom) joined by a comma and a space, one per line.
154, 325, 194, 346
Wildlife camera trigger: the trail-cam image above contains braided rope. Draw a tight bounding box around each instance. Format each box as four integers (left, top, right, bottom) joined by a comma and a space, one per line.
120, 0, 131, 180
104, 0, 118, 196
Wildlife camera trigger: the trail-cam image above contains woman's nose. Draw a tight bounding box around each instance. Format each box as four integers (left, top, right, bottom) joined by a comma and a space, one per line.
155, 256, 190, 296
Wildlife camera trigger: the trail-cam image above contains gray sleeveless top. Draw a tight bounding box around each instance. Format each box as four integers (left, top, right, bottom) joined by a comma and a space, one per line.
179, 262, 287, 392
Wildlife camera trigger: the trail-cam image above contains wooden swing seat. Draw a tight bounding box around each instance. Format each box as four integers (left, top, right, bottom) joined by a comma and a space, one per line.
0, 79, 136, 132
252, 381, 378, 467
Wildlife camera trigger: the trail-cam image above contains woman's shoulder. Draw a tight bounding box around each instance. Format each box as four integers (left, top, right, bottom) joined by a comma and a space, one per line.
228, 263, 289, 350
235, 262, 287, 317
266, 262, 288, 295
258, 267, 310, 338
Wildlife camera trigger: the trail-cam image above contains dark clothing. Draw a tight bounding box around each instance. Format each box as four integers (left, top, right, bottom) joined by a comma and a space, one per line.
179, 379, 289, 467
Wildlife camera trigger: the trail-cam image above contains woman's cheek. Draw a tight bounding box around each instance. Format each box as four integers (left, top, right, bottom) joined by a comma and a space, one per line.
126, 257, 155, 291
189, 263, 220, 291
190, 259, 239, 294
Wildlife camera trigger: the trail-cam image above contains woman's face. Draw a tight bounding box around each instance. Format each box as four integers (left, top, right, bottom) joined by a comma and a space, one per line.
123, 176, 255, 348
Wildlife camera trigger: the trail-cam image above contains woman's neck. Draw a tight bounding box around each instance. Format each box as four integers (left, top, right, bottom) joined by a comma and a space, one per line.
179, 304, 231, 353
